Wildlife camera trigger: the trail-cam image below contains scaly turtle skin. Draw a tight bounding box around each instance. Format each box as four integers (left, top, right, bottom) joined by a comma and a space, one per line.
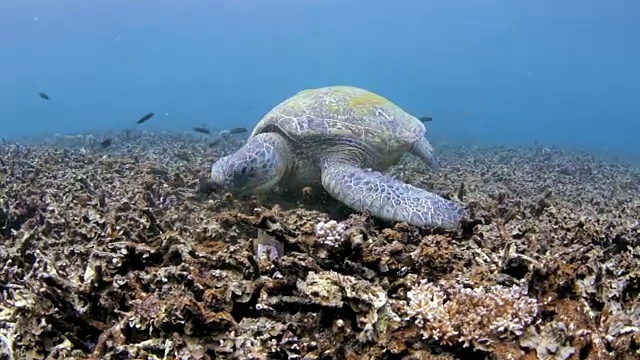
210, 85, 468, 229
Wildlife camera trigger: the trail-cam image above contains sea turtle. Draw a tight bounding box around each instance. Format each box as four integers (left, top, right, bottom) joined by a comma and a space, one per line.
210, 85, 468, 229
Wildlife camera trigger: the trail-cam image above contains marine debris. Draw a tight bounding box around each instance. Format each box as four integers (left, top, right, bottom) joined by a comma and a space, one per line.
0, 132, 638, 359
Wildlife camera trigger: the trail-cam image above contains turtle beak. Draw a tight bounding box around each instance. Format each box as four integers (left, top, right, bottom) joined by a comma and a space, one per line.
210, 156, 233, 188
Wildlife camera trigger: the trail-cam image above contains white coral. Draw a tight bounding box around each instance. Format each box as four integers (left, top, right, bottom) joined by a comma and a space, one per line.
403, 278, 539, 347
314, 220, 346, 247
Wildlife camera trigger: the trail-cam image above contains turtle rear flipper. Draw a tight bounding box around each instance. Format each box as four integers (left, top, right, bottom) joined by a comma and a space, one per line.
320, 161, 467, 229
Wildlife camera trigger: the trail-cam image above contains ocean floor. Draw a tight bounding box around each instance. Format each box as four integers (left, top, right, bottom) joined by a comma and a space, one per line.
0, 131, 639, 360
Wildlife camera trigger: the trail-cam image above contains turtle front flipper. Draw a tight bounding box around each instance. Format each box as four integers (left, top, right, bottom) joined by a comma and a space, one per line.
410, 137, 440, 170
321, 162, 467, 229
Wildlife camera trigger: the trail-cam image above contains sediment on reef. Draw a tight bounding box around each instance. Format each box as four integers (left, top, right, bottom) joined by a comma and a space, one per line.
0, 132, 638, 360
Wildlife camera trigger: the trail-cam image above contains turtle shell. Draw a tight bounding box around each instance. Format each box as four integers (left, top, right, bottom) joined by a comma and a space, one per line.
250, 86, 425, 155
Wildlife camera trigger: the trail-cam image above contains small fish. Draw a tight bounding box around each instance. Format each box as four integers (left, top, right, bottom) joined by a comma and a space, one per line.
418, 116, 432, 123
207, 139, 222, 147
176, 151, 191, 161
136, 112, 155, 124
38, 92, 50, 100
192, 127, 211, 134
147, 167, 169, 176
99, 138, 113, 148
229, 127, 248, 135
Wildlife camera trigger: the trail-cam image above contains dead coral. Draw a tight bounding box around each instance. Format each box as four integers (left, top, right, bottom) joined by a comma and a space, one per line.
402, 277, 539, 348
0, 134, 639, 359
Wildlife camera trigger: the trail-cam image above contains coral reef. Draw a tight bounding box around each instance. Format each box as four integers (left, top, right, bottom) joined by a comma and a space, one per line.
0, 132, 639, 360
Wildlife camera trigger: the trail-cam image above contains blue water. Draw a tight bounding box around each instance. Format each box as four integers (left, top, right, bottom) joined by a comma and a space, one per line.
1, 0, 638, 160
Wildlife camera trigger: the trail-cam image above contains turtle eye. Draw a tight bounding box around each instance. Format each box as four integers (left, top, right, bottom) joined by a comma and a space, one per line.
241, 166, 247, 174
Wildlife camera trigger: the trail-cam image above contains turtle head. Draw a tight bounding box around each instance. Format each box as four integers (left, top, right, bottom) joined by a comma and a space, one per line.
210, 133, 289, 193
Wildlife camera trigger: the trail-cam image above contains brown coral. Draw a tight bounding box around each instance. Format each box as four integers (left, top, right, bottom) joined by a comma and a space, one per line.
0, 133, 638, 359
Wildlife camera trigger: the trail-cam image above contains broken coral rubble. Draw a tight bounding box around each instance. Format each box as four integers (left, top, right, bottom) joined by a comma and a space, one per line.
0, 132, 639, 359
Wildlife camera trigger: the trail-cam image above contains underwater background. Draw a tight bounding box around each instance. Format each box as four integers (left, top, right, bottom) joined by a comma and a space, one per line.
1, 0, 638, 161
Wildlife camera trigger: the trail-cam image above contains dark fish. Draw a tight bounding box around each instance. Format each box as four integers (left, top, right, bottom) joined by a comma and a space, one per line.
419, 116, 433, 123
192, 127, 211, 134
147, 167, 169, 176
99, 138, 113, 148
229, 127, 248, 135
176, 151, 191, 161
136, 112, 155, 124
207, 139, 222, 147
38, 92, 50, 100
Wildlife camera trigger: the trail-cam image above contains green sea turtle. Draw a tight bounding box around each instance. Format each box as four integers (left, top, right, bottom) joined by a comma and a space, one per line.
210, 85, 468, 229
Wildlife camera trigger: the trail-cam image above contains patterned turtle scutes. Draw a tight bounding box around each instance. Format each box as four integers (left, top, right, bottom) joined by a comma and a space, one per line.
212, 85, 466, 229
251, 86, 424, 155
